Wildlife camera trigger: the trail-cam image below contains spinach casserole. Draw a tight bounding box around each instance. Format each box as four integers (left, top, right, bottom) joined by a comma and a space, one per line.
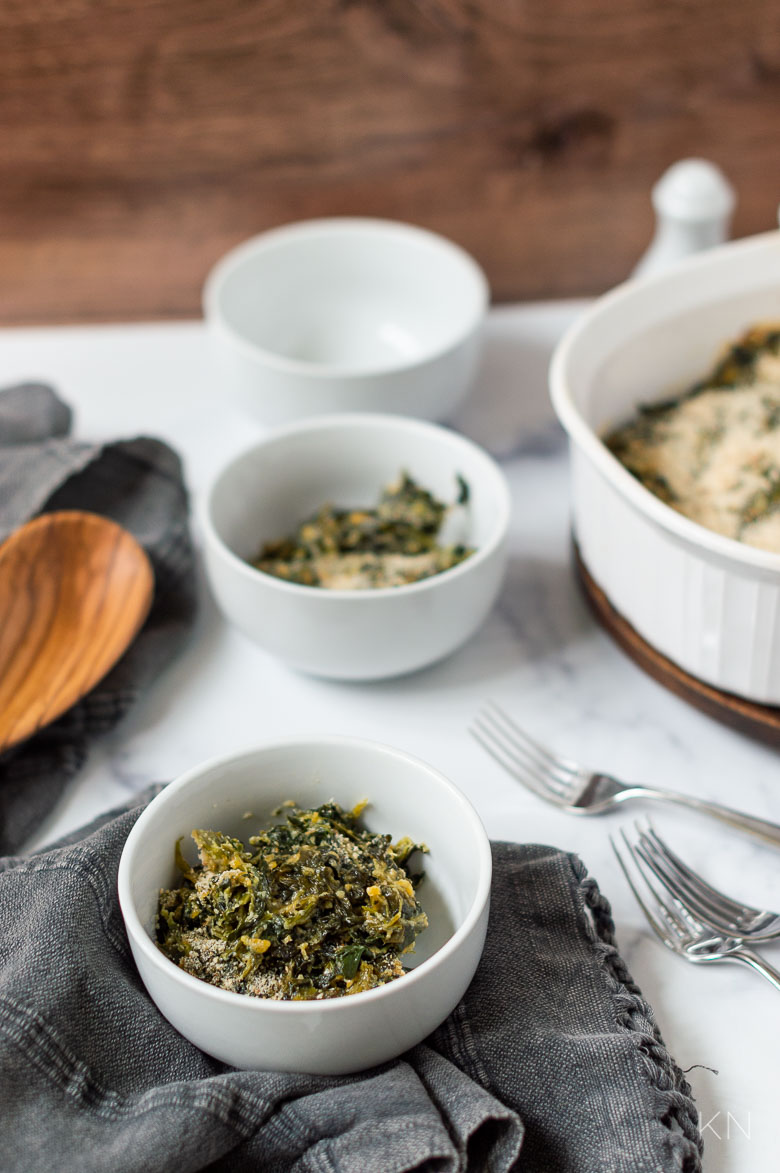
606, 323, 780, 552
252, 471, 473, 588
156, 801, 428, 1000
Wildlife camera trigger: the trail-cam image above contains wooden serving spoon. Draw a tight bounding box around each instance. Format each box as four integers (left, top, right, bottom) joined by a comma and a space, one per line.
0, 510, 154, 754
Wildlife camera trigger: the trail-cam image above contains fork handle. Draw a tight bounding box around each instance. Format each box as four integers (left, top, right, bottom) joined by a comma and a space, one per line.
731, 947, 780, 992
625, 787, 780, 848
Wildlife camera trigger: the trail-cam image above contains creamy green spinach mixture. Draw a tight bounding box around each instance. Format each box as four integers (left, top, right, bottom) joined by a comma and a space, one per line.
252, 471, 473, 588
606, 324, 780, 553
156, 801, 428, 1000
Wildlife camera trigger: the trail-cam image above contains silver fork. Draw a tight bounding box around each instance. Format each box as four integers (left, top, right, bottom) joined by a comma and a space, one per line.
471, 702, 780, 848
635, 824, 780, 942
611, 828, 780, 992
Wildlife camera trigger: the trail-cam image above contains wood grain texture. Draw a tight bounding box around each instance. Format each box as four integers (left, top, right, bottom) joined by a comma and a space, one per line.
1, 0, 779, 323
575, 545, 780, 748
0, 511, 153, 752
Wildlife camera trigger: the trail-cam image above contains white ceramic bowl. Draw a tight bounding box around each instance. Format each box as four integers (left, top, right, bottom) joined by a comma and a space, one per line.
202, 217, 489, 425
550, 230, 780, 703
117, 737, 492, 1074
201, 413, 510, 680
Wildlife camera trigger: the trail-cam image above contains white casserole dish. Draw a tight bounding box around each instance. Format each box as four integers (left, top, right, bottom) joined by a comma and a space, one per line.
550, 231, 780, 704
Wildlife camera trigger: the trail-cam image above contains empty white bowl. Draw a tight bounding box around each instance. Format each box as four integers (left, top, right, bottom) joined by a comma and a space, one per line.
117, 737, 492, 1074
202, 218, 489, 425
201, 413, 510, 679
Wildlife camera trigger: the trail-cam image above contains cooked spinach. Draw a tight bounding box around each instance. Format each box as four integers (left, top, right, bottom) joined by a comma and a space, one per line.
603, 323, 780, 550
156, 801, 429, 1000
252, 471, 473, 589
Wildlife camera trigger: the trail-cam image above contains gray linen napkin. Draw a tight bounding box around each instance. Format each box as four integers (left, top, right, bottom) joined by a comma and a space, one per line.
0, 383, 197, 854
0, 789, 703, 1173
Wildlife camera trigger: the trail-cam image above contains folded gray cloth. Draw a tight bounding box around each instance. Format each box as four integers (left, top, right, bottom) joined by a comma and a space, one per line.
0, 789, 702, 1173
0, 383, 197, 854
0, 384, 703, 1171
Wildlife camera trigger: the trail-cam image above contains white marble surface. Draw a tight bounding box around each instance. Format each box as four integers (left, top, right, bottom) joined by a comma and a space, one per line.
1, 304, 778, 1170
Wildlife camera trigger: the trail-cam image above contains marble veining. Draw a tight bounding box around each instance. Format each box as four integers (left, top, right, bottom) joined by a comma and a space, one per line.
0, 303, 776, 1172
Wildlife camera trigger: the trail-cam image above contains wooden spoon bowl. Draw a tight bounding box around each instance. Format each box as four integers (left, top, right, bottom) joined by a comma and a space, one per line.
0, 510, 154, 753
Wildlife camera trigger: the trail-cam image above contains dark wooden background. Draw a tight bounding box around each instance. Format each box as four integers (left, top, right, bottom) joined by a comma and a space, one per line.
1, 0, 779, 325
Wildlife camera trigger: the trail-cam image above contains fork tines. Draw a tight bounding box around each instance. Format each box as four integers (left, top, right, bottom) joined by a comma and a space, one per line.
634, 823, 780, 942
470, 702, 575, 803
613, 825, 780, 992
610, 827, 695, 952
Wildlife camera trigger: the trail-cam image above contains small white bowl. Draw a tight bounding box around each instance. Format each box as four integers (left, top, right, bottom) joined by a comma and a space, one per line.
201, 413, 510, 680
202, 217, 489, 425
117, 737, 492, 1074
550, 230, 780, 702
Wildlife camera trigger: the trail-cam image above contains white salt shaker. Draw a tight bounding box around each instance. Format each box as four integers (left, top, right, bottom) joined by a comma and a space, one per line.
632, 158, 736, 279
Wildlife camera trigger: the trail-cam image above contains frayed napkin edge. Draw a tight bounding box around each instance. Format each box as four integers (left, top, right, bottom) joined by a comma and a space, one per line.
569, 855, 704, 1170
